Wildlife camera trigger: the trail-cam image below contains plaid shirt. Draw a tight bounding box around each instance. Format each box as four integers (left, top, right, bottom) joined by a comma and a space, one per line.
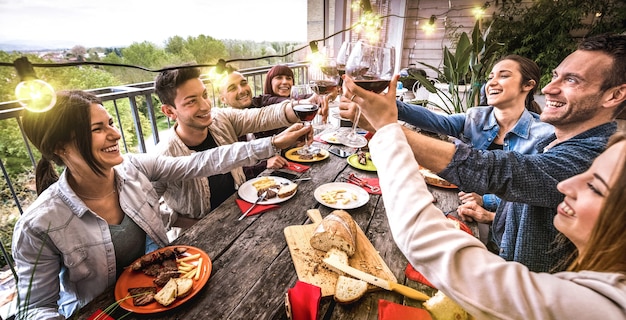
440, 122, 617, 272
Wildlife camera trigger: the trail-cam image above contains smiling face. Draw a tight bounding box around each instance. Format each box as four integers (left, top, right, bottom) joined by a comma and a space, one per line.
540, 50, 612, 128
64, 103, 122, 173
220, 72, 252, 109
163, 78, 213, 131
270, 74, 293, 97
554, 139, 626, 251
486, 59, 534, 110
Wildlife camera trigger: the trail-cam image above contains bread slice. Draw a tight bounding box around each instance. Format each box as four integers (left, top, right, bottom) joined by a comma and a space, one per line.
154, 277, 178, 306
333, 276, 368, 304
278, 183, 298, 198
323, 248, 348, 275
310, 210, 357, 256
423, 290, 471, 320
175, 277, 194, 298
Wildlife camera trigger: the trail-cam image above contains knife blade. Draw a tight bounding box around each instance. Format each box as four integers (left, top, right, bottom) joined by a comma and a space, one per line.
238, 191, 268, 221
323, 256, 430, 301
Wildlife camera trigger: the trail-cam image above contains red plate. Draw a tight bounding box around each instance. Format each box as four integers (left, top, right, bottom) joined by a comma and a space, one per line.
114, 245, 211, 313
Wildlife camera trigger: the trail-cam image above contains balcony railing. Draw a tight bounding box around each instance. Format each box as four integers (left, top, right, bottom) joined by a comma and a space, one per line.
0, 62, 310, 216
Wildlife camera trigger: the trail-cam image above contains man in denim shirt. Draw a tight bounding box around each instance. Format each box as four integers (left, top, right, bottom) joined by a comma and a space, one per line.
340, 33, 626, 272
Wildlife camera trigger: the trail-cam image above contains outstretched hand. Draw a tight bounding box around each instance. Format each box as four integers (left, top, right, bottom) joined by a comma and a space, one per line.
273, 123, 312, 149
341, 74, 400, 131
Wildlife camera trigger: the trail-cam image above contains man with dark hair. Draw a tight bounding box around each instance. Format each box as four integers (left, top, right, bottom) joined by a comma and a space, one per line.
153, 67, 302, 232
341, 33, 626, 272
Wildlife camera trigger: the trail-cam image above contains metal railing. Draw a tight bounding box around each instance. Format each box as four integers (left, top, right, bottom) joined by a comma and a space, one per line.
0, 62, 310, 216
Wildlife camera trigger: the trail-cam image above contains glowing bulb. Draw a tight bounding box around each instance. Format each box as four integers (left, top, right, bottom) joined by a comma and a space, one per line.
15, 79, 56, 113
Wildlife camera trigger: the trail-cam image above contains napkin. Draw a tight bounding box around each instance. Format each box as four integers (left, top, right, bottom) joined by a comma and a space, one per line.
235, 199, 280, 217
347, 177, 381, 195
87, 309, 115, 320
285, 161, 310, 173
378, 299, 433, 320
286, 280, 321, 320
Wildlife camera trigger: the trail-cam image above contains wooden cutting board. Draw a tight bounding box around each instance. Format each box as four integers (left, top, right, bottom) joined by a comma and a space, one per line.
284, 209, 397, 297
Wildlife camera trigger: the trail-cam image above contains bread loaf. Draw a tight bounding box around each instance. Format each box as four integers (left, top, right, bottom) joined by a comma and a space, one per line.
310, 210, 357, 256
333, 276, 367, 304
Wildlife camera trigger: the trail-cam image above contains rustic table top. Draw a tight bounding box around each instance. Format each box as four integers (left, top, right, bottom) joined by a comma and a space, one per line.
78, 139, 467, 320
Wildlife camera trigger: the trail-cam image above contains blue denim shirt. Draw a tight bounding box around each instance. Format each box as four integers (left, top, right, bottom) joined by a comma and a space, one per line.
397, 101, 554, 214
12, 138, 276, 319
439, 122, 617, 272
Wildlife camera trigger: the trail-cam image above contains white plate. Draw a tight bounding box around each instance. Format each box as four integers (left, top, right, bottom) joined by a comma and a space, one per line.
319, 131, 343, 144
314, 182, 370, 210
238, 176, 297, 205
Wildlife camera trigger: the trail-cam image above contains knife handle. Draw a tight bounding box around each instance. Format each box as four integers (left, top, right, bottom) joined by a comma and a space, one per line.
389, 282, 430, 301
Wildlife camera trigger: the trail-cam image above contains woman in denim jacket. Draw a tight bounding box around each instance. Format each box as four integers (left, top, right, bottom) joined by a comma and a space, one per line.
12, 90, 310, 319
396, 55, 554, 249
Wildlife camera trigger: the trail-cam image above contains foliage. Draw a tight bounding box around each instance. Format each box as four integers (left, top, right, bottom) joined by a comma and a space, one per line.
409, 20, 502, 114
490, 0, 626, 88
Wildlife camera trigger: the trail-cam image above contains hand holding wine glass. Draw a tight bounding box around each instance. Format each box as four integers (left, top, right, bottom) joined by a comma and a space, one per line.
310, 58, 340, 129
339, 42, 395, 148
291, 84, 320, 155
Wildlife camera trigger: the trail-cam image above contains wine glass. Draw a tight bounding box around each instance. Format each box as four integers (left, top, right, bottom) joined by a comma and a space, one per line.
310, 58, 340, 130
291, 84, 320, 155
339, 42, 395, 148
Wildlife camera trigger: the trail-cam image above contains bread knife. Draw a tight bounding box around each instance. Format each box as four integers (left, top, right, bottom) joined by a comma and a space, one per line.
323, 256, 430, 301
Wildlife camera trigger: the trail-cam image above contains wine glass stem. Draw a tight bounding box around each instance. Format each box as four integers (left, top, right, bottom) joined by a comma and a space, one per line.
350, 106, 362, 137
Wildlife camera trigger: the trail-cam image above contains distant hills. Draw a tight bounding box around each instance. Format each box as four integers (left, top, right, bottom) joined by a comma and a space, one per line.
0, 40, 125, 52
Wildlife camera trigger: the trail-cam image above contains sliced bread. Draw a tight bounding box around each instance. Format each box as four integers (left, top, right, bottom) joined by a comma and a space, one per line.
278, 183, 298, 198
323, 248, 348, 275
333, 275, 368, 304
154, 277, 178, 306
175, 277, 194, 298
423, 290, 471, 320
310, 210, 357, 256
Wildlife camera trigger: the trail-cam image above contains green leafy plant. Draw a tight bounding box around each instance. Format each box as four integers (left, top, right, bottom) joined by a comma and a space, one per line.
404, 20, 502, 114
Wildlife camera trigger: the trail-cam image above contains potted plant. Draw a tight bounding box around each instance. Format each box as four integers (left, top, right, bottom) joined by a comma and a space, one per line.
404, 20, 502, 114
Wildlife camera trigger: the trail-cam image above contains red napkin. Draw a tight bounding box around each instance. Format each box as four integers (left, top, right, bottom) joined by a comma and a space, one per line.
378, 299, 432, 320
405, 215, 473, 288
235, 199, 280, 217
347, 177, 381, 195
285, 161, 310, 173
286, 280, 321, 320
87, 309, 115, 320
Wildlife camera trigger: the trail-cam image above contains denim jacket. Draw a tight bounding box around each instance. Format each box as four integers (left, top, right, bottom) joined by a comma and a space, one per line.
12, 138, 276, 319
397, 101, 554, 212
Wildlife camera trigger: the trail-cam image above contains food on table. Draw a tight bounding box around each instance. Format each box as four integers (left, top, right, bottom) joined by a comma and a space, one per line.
175, 278, 194, 298
319, 189, 358, 205
356, 151, 369, 165
419, 166, 453, 187
154, 277, 178, 306
423, 290, 471, 320
130, 247, 186, 271
333, 275, 368, 304
128, 286, 157, 306
298, 151, 326, 160
310, 210, 357, 256
277, 183, 298, 198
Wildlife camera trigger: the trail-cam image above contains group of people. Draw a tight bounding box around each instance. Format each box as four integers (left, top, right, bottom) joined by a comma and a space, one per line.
339, 32, 626, 317
10, 31, 626, 319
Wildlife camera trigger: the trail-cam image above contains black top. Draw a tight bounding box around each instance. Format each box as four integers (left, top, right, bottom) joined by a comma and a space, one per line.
188, 132, 236, 210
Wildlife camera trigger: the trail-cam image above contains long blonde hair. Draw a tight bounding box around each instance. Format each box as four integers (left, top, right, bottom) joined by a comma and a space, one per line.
569, 131, 626, 273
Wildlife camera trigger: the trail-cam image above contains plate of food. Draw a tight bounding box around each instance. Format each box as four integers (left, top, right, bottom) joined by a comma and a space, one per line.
347, 151, 376, 171
319, 131, 342, 144
114, 245, 211, 314
238, 176, 298, 205
419, 166, 458, 189
285, 147, 330, 163
314, 182, 370, 210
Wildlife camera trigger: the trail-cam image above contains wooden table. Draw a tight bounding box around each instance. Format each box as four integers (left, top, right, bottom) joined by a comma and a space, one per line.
78, 141, 465, 320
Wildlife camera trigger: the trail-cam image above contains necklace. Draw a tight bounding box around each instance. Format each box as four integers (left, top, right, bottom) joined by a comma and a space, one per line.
75, 189, 116, 200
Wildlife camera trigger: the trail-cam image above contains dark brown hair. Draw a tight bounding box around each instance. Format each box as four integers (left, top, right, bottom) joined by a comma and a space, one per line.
263, 65, 294, 95
22, 90, 105, 194
497, 54, 542, 114
154, 66, 201, 107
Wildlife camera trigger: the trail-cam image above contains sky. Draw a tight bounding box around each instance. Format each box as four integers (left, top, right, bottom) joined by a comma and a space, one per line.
0, 0, 308, 49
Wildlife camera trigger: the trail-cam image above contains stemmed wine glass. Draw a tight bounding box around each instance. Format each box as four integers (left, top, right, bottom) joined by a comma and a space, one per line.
291, 84, 320, 155
310, 58, 340, 130
339, 42, 395, 148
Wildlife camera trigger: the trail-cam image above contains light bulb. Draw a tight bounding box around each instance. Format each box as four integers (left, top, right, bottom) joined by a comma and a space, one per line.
15, 79, 56, 112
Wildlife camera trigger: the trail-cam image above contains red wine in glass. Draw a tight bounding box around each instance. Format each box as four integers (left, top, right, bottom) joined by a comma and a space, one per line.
354, 79, 391, 94
293, 104, 319, 122
311, 80, 339, 96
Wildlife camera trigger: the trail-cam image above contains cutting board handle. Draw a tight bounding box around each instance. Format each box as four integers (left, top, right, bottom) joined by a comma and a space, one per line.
307, 209, 323, 224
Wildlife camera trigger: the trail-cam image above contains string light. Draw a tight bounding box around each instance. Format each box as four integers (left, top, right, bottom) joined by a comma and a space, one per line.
13, 57, 56, 112
422, 15, 437, 35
